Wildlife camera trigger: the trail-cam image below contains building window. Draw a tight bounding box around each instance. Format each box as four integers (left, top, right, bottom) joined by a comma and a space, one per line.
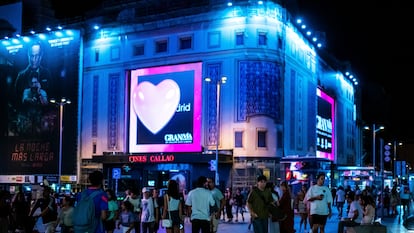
236, 32, 244, 45
111, 46, 120, 61
155, 40, 168, 53
257, 130, 267, 148
208, 31, 220, 48
133, 44, 145, 56
258, 32, 267, 46
179, 36, 192, 50
95, 48, 99, 62
235, 131, 243, 148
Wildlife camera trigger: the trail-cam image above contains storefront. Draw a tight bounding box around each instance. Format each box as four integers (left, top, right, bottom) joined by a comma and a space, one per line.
92, 152, 233, 197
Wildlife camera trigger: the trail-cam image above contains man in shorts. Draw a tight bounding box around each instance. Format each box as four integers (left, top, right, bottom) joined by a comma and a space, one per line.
305, 173, 333, 233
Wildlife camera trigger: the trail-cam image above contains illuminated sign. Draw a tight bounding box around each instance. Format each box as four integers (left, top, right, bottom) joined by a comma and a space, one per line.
129, 63, 202, 153
0, 29, 80, 175
316, 88, 335, 161
128, 154, 175, 163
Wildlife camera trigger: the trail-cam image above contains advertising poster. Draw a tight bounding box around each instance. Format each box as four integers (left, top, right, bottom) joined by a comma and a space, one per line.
129, 63, 202, 153
0, 30, 80, 175
316, 88, 335, 161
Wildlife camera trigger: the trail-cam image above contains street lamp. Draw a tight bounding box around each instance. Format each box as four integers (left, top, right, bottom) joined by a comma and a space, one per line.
388, 140, 403, 180
364, 124, 384, 171
205, 75, 227, 186
50, 97, 71, 193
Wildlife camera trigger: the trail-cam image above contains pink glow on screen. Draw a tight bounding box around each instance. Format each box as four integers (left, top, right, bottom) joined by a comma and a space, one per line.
129, 63, 202, 153
316, 88, 335, 161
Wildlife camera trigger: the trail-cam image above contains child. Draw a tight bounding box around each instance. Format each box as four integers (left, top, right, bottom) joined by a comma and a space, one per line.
118, 201, 136, 233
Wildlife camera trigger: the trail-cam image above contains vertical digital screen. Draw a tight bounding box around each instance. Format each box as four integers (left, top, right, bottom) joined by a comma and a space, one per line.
129, 63, 202, 153
0, 30, 80, 175
316, 88, 335, 160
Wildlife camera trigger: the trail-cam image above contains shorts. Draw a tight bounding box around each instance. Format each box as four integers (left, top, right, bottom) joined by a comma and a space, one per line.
311, 214, 328, 226
210, 217, 219, 232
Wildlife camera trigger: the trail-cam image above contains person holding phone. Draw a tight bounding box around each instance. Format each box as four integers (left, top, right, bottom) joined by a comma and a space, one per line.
304, 173, 333, 233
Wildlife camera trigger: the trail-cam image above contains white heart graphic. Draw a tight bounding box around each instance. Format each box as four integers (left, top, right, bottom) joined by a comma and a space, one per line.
132, 79, 180, 134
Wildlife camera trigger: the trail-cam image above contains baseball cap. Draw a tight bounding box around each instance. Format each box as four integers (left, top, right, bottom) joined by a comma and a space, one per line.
142, 187, 150, 193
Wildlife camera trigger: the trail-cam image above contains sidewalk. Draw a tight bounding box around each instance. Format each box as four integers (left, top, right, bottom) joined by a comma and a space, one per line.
110, 205, 408, 233
41, 204, 408, 233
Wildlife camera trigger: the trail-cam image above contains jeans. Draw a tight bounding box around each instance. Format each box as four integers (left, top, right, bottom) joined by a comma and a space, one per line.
190, 219, 210, 233
252, 217, 268, 233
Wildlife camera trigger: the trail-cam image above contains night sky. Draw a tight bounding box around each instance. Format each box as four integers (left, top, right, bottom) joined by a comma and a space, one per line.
292, 0, 413, 143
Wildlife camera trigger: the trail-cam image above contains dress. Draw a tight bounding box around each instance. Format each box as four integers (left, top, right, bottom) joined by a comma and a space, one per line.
279, 190, 294, 233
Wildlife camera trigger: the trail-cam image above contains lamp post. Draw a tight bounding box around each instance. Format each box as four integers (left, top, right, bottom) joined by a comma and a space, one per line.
50, 97, 71, 193
364, 124, 384, 171
205, 76, 227, 186
390, 140, 403, 180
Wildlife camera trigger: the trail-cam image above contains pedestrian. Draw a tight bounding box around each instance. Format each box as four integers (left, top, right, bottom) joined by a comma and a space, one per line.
125, 187, 142, 233
152, 188, 162, 233
104, 189, 119, 233
267, 182, 280, 233
224, 188, 233, 222
11, 191, 31, 232
163, 179, 183, 233
304, 173, 333, 233
185, 176, 215, 233
295, 184, 309, 233
29, 186, 58, 233
74, 170, 109, 233
141, 187, 159, 233
207, 177, 225, 233
118, 200, 135, 233
233, 188, 245, 222
337, 191, 363, 233
57, 195, 74, 233
335, 186, 346, 218
246, 175, 272, 233
279, 181, 294, 233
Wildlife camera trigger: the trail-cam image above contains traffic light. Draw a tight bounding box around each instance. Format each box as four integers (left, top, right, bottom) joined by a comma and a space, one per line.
209, 159, 217, 171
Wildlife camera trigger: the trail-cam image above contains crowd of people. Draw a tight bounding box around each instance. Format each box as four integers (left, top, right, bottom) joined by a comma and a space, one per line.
0, 172, 412, 233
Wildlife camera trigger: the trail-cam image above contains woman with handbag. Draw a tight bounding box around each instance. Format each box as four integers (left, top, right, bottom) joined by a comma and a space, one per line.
162, 179, 183, 233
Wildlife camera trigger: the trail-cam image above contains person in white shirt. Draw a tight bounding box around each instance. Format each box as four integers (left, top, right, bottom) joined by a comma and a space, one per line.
185, 176, 215, 233
335, 186, 346, 218
305, 173, 333, 233
141, 187, 159, 233
337, 192, 364, 233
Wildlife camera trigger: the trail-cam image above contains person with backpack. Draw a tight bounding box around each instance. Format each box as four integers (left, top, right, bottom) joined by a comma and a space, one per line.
73, 170, 109, 233
29, 186, 58, 233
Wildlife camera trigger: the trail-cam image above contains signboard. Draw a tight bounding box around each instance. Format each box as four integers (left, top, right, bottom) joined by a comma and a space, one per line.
0, 29, 80, 175
316, 88, 335, 161
129, 63, 202, 153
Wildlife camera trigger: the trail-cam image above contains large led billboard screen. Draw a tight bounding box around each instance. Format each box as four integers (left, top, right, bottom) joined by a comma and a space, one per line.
129, 63, 202, 153
316, 88, 335, 161
0, 30, 80, 175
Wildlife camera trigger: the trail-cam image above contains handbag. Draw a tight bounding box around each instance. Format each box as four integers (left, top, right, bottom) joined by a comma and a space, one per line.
162, 194, 173, 228
162, 219, 172, 228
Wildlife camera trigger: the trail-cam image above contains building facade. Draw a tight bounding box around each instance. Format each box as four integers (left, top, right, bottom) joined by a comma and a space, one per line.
0, 1, 360, 193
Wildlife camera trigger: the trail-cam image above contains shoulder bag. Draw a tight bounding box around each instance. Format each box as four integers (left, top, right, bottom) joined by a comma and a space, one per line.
162, 194, 173, 228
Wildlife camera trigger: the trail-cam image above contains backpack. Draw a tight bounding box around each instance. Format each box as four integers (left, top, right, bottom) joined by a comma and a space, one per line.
73, 190, 102, 233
